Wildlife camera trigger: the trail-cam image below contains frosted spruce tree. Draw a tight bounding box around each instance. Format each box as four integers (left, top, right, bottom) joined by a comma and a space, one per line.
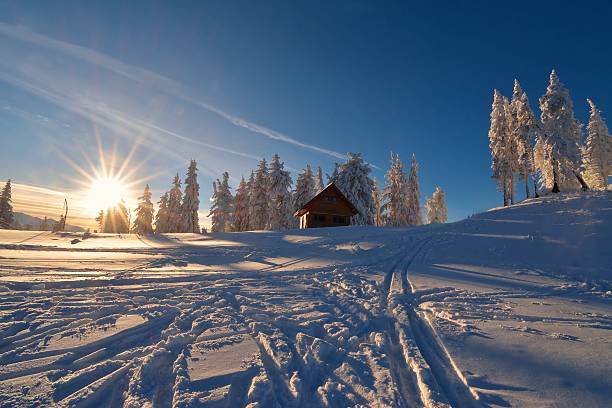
208, 172, 233, 232
425, 186, 448, 224
582, 99, 611, 190
268, 154, 293, 230
327, 164, 339, 184
132, 184, 154, 234
511, 80, 540, 198
503, 95, 519, 204
115, 201, 130, 233
182, 160, 200, 233
407, 154, 422, 225
233, 177, 250, 231
372, 177, 383, 227
155, 192, 170, 233
293, 165, 316, 213
489, 90, 513, 206
250, 159, 270, 230
0, 179, 14, 229
314, 166, 325, 193
167, 174, 184, 232
95, 210, 104, 232
383, 153, 409, 226
103, 202, 129, 233
336, 153, 374, 225
538, 70, 585, 192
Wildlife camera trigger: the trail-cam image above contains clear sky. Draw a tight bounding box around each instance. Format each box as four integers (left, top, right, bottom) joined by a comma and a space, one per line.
1, 1, 611, 228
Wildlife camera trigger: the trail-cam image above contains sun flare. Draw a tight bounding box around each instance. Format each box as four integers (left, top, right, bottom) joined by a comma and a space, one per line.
86, 176, 128, 212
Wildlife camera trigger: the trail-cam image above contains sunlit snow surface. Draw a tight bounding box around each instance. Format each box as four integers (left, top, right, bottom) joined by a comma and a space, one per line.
0, 192, 610, 407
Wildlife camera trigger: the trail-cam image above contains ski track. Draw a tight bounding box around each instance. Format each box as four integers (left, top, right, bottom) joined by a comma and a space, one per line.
1, 192, 611, 408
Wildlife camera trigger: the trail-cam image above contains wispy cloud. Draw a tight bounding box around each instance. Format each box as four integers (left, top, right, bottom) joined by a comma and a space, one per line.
9, 182, 94, 227
0, 22, 349, 162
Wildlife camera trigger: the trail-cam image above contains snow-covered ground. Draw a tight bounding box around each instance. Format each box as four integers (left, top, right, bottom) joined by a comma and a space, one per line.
0, 192, 610, 407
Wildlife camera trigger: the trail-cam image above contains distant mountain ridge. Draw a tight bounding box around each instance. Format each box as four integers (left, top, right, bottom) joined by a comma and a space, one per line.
13, 212, 84, 232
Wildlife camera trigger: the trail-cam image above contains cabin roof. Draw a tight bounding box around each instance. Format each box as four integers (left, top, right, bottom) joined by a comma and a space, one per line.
293, 182, 359, 217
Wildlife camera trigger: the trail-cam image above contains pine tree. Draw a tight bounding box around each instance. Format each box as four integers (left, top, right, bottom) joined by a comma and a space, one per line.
115, 201, 130, 233
155, 192, 170, 233
250, 159, 270, 230
327, 164, 339, 184
208, 172, 234, 232
538, 70, 584, 192
336, 153, 374, 225
233, 177, 250, 231
503, 95, 519, 204
132, 184, 154, 234
426, 187, 447, 224
314, 166, 325, 193
95, 210, 104, 232
182, 160, 201, 233
372, 177, 383, 227
582, 99, 612, 190
293, 165, 316, 214
407, 154, 422, 225
0, 179, 14, 229
489, 90, 513, 206
167, 174, 184, 232
268, 154, 293, 230
511, 80, 540, 198
383, 153, 409, 226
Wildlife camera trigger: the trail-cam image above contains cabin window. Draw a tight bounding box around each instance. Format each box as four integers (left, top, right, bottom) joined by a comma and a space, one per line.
313, 214, 326, 222
323, 196, 337, 203
332, 216, 346, 224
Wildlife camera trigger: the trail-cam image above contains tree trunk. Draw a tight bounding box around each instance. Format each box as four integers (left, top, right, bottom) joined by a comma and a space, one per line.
524, 169, 530, 198
509, 175, 515, 205
574, 171, 590, 191
533, 174, 539, 198
503, 178, 509, 206
552, 160, 560, 193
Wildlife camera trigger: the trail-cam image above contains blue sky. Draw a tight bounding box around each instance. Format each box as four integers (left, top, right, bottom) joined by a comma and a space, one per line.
1, 1, 611, 227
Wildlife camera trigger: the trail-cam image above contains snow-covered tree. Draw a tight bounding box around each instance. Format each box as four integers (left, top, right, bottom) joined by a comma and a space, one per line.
268, 154, 293, 230
167, 174, 184, 232
327, 164, 339, 184
208, 172, 233, 232
489, 90, 514, 206
115, 201, 130, 233
132, 184, 154, 234
182, 160, 200, 233
336, 153, 374, 225
293, 165, 316, 213
103, 202, 129, 233
314, 166, 325, 193
155, 192, 170, 233
95, 210, 104, 232
372, 177, 383, 227
407, 154, 422, 225
538, 70, 584, 192
233, 177, 250, 231
582, 99, 611, 190
425, 187, 447, 224
0, 179, 14, 229
511, 80, 540, 198
249, 159, 270, 230
383, 153, 409, 226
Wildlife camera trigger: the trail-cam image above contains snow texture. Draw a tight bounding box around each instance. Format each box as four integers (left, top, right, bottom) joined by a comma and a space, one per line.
0, 192, 610, 407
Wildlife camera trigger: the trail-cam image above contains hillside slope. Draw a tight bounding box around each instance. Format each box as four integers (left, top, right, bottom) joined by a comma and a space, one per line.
0, 192, 610, 407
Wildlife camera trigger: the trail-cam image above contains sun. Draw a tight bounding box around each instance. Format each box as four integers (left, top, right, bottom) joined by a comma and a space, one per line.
86, 176, 128, 212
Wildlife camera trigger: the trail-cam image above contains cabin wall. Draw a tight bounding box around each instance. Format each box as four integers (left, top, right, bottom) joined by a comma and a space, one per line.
302, 212, 351, 228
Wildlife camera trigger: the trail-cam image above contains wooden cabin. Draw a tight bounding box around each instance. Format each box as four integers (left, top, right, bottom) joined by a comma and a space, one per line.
294, 183, 358, 228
